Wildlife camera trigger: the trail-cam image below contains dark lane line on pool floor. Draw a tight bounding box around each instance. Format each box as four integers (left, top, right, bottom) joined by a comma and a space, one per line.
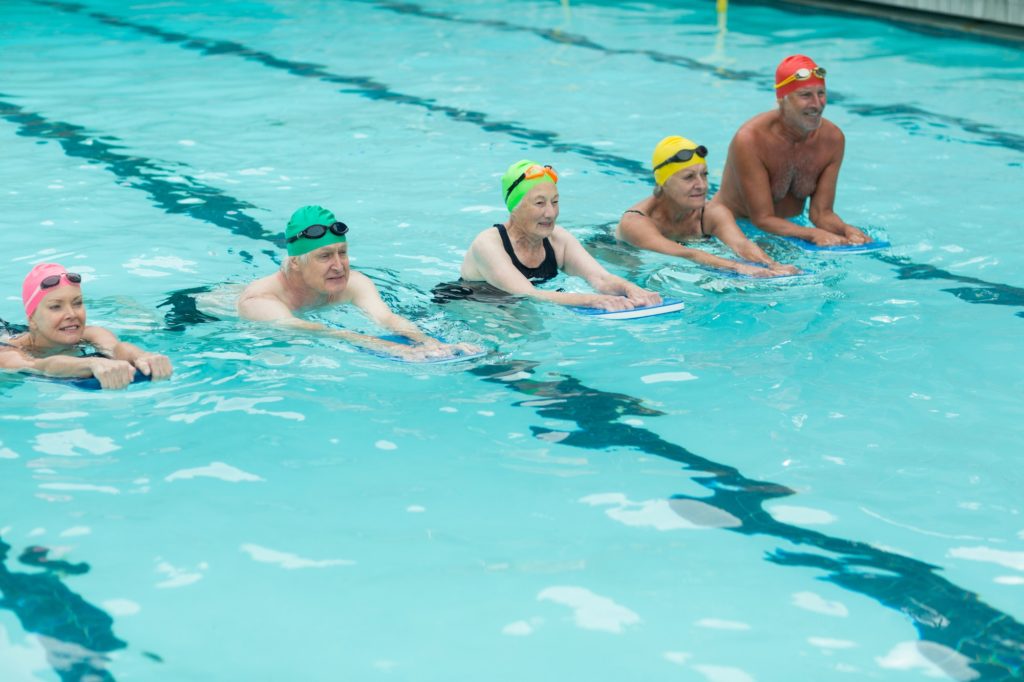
0, 98, 280, 250
27, 0, 1024, 319
471, 361, 1023, 680
361, 0, 1024, 155
31, 0, 648, 180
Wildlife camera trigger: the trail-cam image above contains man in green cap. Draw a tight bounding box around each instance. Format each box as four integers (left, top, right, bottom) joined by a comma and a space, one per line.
237, 205, 478, 361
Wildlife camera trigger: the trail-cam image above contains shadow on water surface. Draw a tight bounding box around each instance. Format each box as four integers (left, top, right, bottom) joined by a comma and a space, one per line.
0, 537, 128, 681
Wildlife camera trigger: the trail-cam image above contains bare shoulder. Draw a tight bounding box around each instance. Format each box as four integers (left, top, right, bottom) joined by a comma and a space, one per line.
346, 268, 374, 291
733, 111, 775, 142
0, 340, 33, 369
237, 273, 281, 304
616, 201, 657, 240
81, 325, 118, 346
468, 224, 501, 249
819, 118, 845, 143
236, 274, 291, 319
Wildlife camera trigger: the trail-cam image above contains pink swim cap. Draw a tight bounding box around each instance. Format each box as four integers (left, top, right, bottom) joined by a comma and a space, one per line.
22, 263, 81, 320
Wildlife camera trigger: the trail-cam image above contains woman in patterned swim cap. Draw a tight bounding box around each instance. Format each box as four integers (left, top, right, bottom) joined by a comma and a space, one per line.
0, 263, 172, 389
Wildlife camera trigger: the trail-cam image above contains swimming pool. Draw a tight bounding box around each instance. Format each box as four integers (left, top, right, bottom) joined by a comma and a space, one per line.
2, 0, 1022, 679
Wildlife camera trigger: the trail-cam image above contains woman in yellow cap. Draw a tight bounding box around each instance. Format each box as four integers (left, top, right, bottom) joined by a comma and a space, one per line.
461, 160, 662, 311
616, 136, 797, 277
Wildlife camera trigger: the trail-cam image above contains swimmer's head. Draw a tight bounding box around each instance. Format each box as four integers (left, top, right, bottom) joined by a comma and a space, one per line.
652, 136, 707, 187
775, 54, 825, 100
22, 263, 82, 320
285, 205, 348, 257
502, 160, 558, 212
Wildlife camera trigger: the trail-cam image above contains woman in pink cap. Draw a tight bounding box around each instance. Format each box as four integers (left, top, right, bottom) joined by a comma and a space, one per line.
0, 263, 172, 389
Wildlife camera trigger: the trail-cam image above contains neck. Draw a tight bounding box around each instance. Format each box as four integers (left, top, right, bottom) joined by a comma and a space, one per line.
777, 112, 815, 143
278, 269, 326, 310
26, 330, 69, 356
506, 219, 545, 248
655, 194, 699, 224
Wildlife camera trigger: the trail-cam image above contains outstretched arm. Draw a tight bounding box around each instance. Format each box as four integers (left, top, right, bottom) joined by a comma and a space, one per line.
559, 228, 662, 306
238, 279, 473, 360
464, 229, 624, 310
0, 339, 137, 390
808, 134, 869, 244
620, 211, 793, 277
703, 205, 799, 276
85, 326, 173, 380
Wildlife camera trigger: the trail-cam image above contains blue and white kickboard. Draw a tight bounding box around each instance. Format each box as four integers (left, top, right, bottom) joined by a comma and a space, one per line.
61, 372, 152, 391
571, 298, 685, 320
365, 335, 488, 364
783, 235, 891, 253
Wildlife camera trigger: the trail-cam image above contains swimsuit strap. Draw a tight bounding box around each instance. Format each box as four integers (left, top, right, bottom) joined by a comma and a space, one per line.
699, 206, 710, 237
623, 209, 647, 217
493, 224, 559, 283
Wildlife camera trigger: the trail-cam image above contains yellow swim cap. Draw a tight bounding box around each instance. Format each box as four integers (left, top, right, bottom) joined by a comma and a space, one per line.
652, 136, 707, 187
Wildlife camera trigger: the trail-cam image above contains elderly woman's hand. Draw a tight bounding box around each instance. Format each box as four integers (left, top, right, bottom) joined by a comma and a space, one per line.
134, 352, 173, 380
625, 287, 662, 308
581, 295, 636, 311
88, 358, 136, 390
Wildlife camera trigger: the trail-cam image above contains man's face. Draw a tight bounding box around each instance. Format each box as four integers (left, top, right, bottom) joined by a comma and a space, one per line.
300, 242, 350, 294
781, 85, 827, 132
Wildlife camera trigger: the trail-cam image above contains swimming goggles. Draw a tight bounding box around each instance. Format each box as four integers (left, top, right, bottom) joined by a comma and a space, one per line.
286, 221, 349, 243
39, 272, 82, 289
504, 164, 558, 200
653, 145, 708, 171
774, 66, 827, 89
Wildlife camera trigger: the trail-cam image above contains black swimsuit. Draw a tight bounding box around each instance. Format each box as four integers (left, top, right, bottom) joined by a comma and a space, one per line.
494, 223, 559, 283
624, 207, 710, 237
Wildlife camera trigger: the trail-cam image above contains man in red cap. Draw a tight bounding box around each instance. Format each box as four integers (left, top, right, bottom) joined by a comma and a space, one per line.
709, 55, 870, 246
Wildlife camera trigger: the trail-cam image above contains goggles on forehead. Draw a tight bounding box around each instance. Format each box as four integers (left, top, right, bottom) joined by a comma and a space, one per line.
286, 221, 349, 243
504, 164, 558, 201
653, 145, 708, 171
775, 66, 827, 90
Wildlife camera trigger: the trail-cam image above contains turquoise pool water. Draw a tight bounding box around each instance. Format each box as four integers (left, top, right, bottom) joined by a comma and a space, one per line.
2, 1, 1022, 680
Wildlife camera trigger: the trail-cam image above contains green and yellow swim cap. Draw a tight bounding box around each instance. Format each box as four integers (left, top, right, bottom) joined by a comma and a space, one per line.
501, 159, 559, 212
652, 136, 707, 187
285, 205, 348, 257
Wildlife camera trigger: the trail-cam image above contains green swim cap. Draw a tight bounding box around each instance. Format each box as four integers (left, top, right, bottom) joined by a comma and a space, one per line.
501, 159, 558, 212
285, 205, 347, 257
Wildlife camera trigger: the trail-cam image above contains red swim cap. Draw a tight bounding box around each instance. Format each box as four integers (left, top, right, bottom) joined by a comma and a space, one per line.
775, 54, 825, 100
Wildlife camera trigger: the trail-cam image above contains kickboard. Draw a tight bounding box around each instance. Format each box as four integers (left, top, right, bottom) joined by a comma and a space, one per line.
782, 236, 891, 253
365, 335, 488, 364
59, 372, 152, 391
571, 298, 685, 320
